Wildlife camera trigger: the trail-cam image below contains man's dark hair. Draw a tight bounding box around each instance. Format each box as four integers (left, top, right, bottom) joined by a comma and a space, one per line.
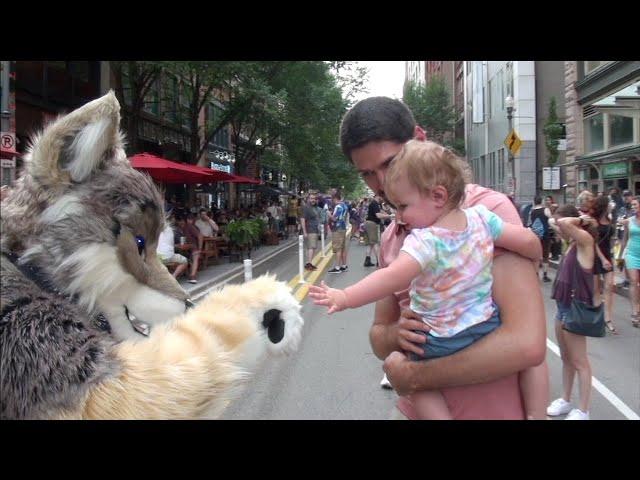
534, 196, 543, 205
339, 97, 416, 161
199, 208, 208, 214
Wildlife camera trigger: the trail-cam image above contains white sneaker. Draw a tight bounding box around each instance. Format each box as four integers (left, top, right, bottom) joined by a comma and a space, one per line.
565, 408, 590, 420
380, 374, 393, 390
547, 398, 573, 416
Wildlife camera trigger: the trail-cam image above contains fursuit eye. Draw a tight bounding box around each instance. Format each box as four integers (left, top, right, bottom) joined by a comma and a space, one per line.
135, 235, 145, 254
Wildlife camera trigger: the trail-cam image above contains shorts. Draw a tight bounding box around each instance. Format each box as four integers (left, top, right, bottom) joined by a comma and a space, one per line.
159, 253, 188, 265
305, 233, 319, 249
554, 301, 572, 324
287, 216, 297, 226
364, 220, 380, 245
332, 230, 346, 252
408, 308, 501, 361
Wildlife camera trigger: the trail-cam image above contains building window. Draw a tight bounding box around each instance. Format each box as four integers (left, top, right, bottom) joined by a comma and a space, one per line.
497, 149, 504, 190
142, 78, 160, 116
497, 70, 504, 111
609, 114, 634, 147
585, 113, 604, 152
583, 61, 612, 76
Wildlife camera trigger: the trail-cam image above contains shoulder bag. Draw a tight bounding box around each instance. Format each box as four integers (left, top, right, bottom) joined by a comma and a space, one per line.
563, 252, 606, 337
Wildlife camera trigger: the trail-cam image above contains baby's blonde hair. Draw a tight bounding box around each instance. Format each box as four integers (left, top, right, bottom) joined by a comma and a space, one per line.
385, 140, 467, 209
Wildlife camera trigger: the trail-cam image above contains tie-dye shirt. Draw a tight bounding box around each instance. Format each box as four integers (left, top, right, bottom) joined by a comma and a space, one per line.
400, 204, 504, 337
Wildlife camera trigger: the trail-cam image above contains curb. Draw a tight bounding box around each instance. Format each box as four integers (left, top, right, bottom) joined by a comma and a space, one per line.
186, 238, 299, 300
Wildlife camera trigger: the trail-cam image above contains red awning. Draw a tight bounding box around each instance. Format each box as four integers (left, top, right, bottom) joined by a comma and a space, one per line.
0, 147, 20, 159
227, 174, 262, 184
129, 153, 232, 184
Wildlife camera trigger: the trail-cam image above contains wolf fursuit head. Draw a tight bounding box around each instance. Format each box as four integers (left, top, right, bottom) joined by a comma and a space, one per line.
0, 91, 304, 419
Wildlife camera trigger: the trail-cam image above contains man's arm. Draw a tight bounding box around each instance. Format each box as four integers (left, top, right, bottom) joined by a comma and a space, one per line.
383, 251, 547, 395
370, 295, 431, 359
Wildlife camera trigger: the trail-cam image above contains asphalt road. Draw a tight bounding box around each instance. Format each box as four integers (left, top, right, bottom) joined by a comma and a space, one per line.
214, 239, 639, 420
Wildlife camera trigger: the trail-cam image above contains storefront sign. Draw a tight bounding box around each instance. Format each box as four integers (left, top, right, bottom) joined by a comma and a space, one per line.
543, 167, 561, 190
211, 162, 231, 173
603, 161, 628, 178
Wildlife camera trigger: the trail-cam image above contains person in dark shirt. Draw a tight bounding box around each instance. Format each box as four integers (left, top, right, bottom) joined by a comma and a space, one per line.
364, 195, 382, 267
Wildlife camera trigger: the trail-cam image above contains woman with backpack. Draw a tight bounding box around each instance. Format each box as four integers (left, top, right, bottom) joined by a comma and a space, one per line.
530, 196, 552, 282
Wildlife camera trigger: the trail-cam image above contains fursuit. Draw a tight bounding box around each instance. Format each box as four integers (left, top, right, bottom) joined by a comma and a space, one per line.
0, 91, 303, 419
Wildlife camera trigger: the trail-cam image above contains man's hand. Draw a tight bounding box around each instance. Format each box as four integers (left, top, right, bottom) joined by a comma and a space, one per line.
397, 308, 430, 356
382, 351, 414, 396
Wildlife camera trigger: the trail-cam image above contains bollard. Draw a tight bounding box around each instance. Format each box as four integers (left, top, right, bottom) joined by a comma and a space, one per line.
243, 258, 252, 282
320, 224, 325, 258
298, 234, 305, 284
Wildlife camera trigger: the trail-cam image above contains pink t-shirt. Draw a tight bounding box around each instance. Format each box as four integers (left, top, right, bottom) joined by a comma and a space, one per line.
380, 183, 526, 420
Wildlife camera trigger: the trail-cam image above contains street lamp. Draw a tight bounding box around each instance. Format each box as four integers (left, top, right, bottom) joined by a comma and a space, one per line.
505, 95, 516, 197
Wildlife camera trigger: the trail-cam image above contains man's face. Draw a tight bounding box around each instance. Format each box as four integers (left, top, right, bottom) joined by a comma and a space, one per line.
351, 141, 404, 199
624, 195, 632, 205
308, 195, 317, 205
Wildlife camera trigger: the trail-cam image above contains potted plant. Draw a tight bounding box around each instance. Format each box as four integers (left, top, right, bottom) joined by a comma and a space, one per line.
226, 219, 262, 260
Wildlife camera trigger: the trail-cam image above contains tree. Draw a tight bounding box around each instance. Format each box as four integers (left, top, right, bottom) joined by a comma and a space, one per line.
111, 61, 162, 154
543, 97, 563, 166
403, 76, 456, 145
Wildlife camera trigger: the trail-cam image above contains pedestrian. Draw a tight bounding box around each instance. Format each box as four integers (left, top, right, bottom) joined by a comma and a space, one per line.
310, 140, 547, 420
620, 196, 640, 328
337, 96, 547, 420
546, 204, 599, 420
530, 196, 552, 282
327, 191, 350, 274
591, 195, 618, 334
300, 193, 322, 271
364, 195, 382, 267
576, 190, 594, 215
287, 196, 299, 237
546, 195, 562, 260
156, 214, 189, 279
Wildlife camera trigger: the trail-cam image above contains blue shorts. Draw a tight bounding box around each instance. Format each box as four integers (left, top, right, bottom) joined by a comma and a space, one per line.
408, 309, 501, 361
554, 301, 572, 324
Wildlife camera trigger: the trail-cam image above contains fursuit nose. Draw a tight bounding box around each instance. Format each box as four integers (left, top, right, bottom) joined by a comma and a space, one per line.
262, 308, 285, 344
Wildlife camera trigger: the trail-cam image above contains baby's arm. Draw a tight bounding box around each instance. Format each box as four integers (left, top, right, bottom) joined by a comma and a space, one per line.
494, 223, 542, 261
309, 252, 422, 314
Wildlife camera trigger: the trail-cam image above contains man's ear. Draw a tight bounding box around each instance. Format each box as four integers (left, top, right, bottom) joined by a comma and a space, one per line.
414, 126, 427, 141
26, 90, 123, 186
431, 186, 449, 208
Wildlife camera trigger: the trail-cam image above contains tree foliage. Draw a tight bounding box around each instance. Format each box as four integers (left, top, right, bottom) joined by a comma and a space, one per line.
543, 97, 563, 166
403, 76, 456, 145
111, 61, 364, 198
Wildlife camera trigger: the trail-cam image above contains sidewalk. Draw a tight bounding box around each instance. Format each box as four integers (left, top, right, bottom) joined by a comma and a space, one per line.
180, 236, 299, 298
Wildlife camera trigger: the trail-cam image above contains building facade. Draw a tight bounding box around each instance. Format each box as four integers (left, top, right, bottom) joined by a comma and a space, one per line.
464, 61, 566, 204
564, 61, 640, 202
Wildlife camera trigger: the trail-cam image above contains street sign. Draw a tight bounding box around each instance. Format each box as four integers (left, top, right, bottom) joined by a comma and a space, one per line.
543, 167, 561, 190
1, 158, 16, 168
504, 129, 522, 156
1, 132, 16, 153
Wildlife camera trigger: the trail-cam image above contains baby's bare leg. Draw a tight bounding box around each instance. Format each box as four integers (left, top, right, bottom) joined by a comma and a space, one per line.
410, 390, 453, 420
520, 361, 550, 420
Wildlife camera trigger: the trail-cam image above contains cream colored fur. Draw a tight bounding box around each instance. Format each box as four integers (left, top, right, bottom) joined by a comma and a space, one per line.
75, 276, 302, 419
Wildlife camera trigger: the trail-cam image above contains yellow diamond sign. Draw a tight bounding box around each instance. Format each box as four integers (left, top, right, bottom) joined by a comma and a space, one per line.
504, 129, 522, 156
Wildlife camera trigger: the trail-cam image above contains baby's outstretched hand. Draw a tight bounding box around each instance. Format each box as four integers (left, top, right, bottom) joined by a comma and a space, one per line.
308, 281, 348, 314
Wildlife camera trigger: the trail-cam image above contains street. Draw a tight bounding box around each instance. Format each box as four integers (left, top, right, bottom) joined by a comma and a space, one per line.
207, 239, 640, 420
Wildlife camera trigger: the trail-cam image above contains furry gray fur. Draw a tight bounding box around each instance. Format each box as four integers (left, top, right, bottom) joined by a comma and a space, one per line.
1, 255, 117, 419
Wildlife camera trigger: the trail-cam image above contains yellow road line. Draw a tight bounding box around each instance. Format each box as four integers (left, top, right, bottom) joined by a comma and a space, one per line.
287, 242, 333, 289
294, 252, 334, 302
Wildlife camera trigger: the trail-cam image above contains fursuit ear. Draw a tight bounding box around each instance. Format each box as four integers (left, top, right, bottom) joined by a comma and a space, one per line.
27, 90, 123, 185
